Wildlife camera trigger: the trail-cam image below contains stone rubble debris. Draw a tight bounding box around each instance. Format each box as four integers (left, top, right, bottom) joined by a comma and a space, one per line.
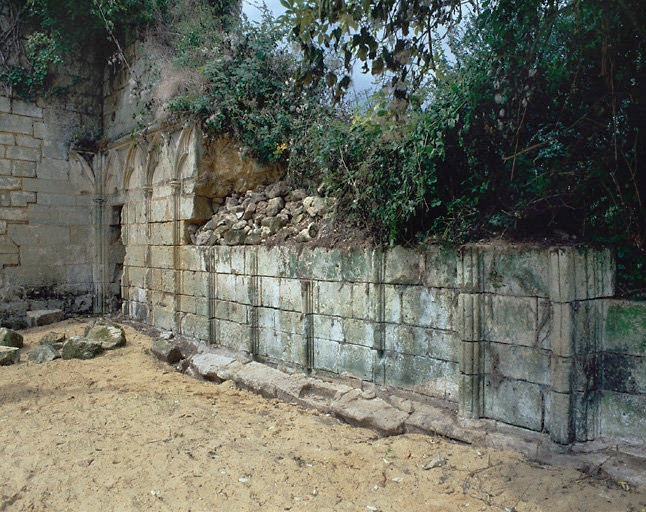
0, 346, 20, 365
38, 332, 66, 349
84, 319, 126, 350
28, 344, 60, 364
151, 338, 183, 364
61, 337, 105, 360
0, 327, 23, 348
423, 455, 446, 470
193, 181, 336, 246
0, 318, 127, 365
25, 309, 64, 327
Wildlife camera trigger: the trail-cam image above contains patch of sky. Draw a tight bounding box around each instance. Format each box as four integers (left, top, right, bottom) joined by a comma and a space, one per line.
242, 0, 463, 105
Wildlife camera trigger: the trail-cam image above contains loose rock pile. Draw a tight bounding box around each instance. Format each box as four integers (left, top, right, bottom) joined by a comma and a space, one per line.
192, 181, 336, 246
0, 327, 23, 366
0, 319, 127, 366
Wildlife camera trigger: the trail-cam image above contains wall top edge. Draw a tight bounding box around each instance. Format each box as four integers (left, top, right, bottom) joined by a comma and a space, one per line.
100, 119, 191, 151
460, 241, 613, 253
189, 242, 614, 255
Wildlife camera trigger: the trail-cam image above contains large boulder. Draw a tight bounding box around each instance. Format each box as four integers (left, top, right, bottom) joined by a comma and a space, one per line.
0, 346, 20, 366
28, 345, 60, 364
39, 332, 66, 349
61, 337, 104, 360
84, 320, 126, 350
150, 339, 183, 364
0, 327, 23, 348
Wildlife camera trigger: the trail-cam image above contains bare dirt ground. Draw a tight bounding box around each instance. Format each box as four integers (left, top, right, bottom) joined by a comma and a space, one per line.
1, 319, 644, 512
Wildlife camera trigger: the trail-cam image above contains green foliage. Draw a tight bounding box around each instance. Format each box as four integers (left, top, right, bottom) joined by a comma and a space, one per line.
167, 10, 336, 166
278, 0, 463, 100
283, 0, 644, 294
0, 0, 235, 98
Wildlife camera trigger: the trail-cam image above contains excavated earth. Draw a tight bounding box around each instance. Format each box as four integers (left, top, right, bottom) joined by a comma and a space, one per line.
1, 319, 644, 512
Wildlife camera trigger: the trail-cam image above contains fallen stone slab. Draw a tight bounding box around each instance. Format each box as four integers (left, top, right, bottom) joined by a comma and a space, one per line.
234, 361, 291, 399
0, 346, 20, 365
0, 327, 23, 348
26, 309, 64, 327
85, 320, 126, 350
330, 389, 409, 435
151, 339, 183, 364
296, 379, 354, 414
405, 403, 487, 445
39, 332, 66, 349
187, 352, 399, 429
190, 353, 237, 379
61, 337, 104, 360
188, 353, 351, 414
273, 374, 311, 405
28, 344, 60, 364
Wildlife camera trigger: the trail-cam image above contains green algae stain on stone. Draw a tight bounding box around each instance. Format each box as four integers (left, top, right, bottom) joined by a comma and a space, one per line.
604, 301, 646, 356
600, 391, 646, 440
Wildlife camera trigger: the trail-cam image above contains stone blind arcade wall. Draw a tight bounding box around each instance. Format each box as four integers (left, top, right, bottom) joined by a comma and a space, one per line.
116, 154, 645, 447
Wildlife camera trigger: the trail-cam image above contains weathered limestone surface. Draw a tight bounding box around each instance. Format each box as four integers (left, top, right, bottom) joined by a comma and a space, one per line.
61, 337, 104, 360
597, 300, 646, 443
84, 320, 126, 350
26, 309, 64, 327
0, 89, 99, 326
0, 327, 23, 348
121, 236, 643, 446
39, 332, 66, 349
151, 338, 183, 364
0, 19, 103, 324
0, 346, 19, 365
28, 344, 60, 363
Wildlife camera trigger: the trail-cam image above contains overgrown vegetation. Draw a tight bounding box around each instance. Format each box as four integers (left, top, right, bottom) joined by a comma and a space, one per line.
0, 0, 233, 98
2, 0, 644, 296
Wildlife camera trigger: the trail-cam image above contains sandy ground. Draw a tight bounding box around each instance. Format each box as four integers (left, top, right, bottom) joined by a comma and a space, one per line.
0, 319, 644, 512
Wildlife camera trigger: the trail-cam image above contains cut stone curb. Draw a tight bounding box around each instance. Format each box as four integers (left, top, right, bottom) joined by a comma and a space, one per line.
26, 309, 64, 327
0, 327, 23, 348
0, 346, 20, 366
28, 344, 60, 363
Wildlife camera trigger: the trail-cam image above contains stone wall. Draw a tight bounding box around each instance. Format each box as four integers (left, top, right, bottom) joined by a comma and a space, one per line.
597, 300, 646, 444
0, 92, 102, 325
119, 208, 645, 445
0, 6, 104, 326
2, 25, 642, 448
